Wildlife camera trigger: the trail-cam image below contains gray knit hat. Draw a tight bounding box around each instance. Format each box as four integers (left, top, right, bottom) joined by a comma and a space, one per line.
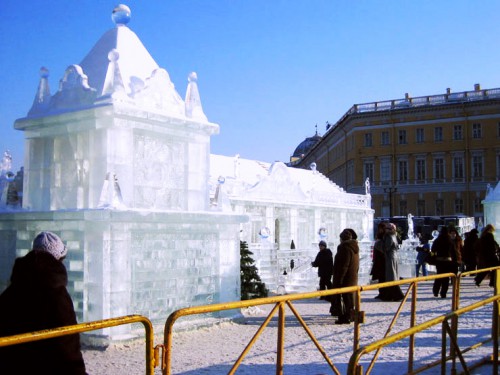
32, 231, 67, 260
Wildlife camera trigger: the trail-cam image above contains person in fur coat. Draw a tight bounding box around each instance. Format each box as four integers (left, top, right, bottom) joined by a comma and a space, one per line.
0, 231, 86, 375
383, 223, 405, 301
330, 229, 359, 324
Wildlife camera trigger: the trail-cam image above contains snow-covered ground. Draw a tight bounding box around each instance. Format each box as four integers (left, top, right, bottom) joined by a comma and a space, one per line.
83, 276, 497, 374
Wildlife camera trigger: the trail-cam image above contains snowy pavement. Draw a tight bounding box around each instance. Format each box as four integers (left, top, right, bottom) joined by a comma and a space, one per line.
83, 276, 497, 374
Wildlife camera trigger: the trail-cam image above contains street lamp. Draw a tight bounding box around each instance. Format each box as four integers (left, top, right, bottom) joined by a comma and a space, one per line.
384, 187, 398, 217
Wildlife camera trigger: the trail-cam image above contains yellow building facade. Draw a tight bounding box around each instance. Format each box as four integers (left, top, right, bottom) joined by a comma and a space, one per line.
294, 85, 500, 221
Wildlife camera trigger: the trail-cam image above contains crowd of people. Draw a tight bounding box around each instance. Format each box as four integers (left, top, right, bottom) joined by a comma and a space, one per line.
312, 221, 499, 325
415, 223, 499, 297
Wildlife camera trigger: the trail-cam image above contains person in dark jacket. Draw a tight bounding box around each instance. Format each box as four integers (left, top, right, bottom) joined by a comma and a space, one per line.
474, 224, 500, 287
330, 229, 359, 324
0, 231, 86, 375
371, 222, 391, 300
432, 227, 458, 298
463, 229, 479, 272
311, 240, 334, 299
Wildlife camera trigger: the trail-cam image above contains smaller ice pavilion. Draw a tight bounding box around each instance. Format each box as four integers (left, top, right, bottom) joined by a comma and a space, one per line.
0, 5, 373, 342
484, 181, 500, 239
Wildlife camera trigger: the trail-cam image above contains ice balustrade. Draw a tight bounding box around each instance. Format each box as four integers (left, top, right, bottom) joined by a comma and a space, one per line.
251, 237, 375, 295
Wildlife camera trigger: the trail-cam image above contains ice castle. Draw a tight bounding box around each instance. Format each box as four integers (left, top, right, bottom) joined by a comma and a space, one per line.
0, 5, 373, 342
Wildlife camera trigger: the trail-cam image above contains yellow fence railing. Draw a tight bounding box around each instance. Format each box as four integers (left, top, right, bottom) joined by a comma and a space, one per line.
0, 314, 157, 375
162, 268, 500, 375
0, 268, 499, 375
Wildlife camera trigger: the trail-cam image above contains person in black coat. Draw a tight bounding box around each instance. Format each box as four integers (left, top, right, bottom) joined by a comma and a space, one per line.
463, 229, 479, 272
474, 224, 500, 287
432, 227, 458, 298
311, 240, 334, 298
0, 231, 86, 375
330, 229, 360, 324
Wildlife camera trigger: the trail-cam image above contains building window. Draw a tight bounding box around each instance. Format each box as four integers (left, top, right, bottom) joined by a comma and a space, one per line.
364, 133, 372, 147
398, 130, 407, 144
453, 156, 464, 181
346, 160, 354, 187
434, 127, 443, 142
398, 160, 408, 183
380, 159, 391, 183
417, 200, 425, 216
455, 198, 464, 214
416, 128, 424, 143
434, 158, 445, 181
399, 200, 407, 216
453, 125, 463, 140
474, 197, 482, 213
436, 199, 444, 216
416, 159, 426, 182
363, 161, 374, 184
472, 155, 483, 179
381, 131, 390, 145
472, 123, 482, 138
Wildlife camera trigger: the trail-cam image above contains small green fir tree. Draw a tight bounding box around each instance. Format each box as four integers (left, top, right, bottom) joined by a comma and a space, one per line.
240, 241, 268, 300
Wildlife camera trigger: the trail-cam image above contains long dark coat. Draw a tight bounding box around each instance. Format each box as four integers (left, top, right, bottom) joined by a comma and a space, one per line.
0, 251, 86, 375
475, 232, 500, 268
332, 239, 359, 288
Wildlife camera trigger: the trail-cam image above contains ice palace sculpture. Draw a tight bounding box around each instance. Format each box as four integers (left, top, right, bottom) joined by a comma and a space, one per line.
0, 4, 374, 343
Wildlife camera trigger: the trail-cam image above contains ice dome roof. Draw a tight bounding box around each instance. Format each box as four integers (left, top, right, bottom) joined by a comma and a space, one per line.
292, 132, 322, 158
24, 5, 208, 122
79, 19, 159, 96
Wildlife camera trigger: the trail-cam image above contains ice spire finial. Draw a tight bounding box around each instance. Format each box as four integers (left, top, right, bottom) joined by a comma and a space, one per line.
185, 72, 208, 122
101, 49, 127, 98
112, 4, 131, 26
28, 67, 51, 116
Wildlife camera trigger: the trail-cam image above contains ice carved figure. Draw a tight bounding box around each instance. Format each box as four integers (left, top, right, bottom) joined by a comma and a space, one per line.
0, 151, 12, 173
407, 213, 414, 239
0, 151, 19, 209
97, 172, 126, 209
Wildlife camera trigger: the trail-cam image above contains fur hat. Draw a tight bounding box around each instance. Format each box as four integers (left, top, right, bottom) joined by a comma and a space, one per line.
32, 231, 67, 260
339, 229, 352, 242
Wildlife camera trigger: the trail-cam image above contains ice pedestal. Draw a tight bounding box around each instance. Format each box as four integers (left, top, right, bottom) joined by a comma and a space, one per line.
398, 237, 420, 279
0, 209, 246, 343
358, 238, 373, 285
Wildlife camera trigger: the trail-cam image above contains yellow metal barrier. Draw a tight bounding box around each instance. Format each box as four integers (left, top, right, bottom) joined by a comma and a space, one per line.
163, 269, 499, 375
0, 314, 157, 375
1, 267, 498, 374
347, 294, 500, 375
347, 267, 500, 375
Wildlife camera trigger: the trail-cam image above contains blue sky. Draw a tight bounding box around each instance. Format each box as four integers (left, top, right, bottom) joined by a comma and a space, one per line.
1, 1, 500, 172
